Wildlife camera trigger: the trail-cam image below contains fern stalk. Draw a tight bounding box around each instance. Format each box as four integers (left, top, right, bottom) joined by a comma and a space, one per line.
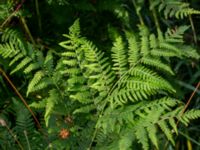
188, 15, 197, 44
24, 130, 31, 150
179, 131, 200, 146
35, 0, 42, 33
132, 0, 144, 25
149, 0, 160, 30
20, 17, 36, 45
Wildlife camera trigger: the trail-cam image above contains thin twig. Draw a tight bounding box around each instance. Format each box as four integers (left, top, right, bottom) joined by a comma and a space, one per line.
35, 0, 42, 33
177, 81, 200, 125
20, 17, 36, 45
179, 130, 200, 146
0, 67, 41, 129
164, 81, 200, 149
0, 0, 26, 29
24, 130, 31, 150
132, 0, 144, 25
149, 0, 160, 30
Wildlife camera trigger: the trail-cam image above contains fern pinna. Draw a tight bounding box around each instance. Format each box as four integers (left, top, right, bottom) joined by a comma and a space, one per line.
1, 20, 200, 150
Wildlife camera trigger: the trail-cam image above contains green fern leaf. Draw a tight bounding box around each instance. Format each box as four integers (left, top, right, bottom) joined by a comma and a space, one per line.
45, 89, 60, 127
111, 36, 128, 76
11, 57, 32, 74
27, 71, 45, 96
141, 56, 174, 75
147, 125, 158, 149
135, 123, 149, 150
158, 121, 175, 145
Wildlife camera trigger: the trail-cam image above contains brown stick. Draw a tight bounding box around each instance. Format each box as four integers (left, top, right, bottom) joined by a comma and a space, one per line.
164, 81, 200, 150
176, 81, 200, 126
0, 0, 26, 29
0, 67, 41, 129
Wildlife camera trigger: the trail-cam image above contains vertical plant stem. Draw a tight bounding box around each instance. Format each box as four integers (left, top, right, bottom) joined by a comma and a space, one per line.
189, 15, 197, 44
20, 17, 36, 45
149, 0, 160, 30
132, 0, 144, 25
24, 130, 31, 150
179, 131, 200, 146
35, 0, 42, 33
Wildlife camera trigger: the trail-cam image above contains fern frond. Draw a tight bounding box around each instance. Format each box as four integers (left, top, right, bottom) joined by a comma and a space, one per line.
29, 100, 47, 109
111, 36, 128, 76
10, 57, 32, 74
150, 48, 178, 57
23, 63, 40, 74
158, 120, 175, 145
0, 43, 19, 58
135, 122, 149, 150
141, 56, 174, 75
139, 25, 150, 56
73, 104, 95, 114
9, 53, 24, 66
45, 89, 60, 126
147, 125, 158, 149
1, 28, 24, 44
128, 65, 175, 92
29, 78, 53, 93
126, 31, 140, 66
180, 110, 200, 126
155, 0, 200, 19
27, 71, 45, 96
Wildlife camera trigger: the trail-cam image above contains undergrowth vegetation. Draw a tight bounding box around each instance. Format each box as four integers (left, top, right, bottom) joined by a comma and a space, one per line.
0, 0, 200, 149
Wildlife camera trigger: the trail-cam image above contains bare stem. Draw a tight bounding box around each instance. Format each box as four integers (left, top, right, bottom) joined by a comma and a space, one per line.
20, 17, 36, 46
132, 0, 144, 25
35, 0, 42, 33
149, 0, 160, 30
189, 15, 197, 44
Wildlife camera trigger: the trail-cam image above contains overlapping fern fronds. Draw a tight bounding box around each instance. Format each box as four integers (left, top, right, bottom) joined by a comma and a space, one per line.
1, 17, 200, 149
150, 0, 200, 19
57, 20, 200, 149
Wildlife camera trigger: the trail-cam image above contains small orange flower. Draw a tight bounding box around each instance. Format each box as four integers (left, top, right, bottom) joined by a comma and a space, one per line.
59, 128, 70, 139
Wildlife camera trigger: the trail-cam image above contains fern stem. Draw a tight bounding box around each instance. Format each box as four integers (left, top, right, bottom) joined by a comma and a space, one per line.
5, 125, 24, 150
132, 0, 144, 25
188, 15, 197, 44
24, 130, 32, 150
20, 17, 36, 46
0, 67, 41, 129
35, 0, 42, 33
149, 0, 160, 30
179, 130, 200, 146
